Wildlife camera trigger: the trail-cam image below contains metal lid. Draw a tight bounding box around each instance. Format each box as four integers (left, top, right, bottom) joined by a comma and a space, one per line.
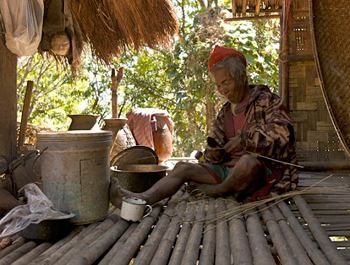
110, 145, 158, 166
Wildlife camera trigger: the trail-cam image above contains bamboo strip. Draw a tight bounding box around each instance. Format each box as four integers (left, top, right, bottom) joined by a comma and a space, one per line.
258, 204, 298, 265
0, 241, 37, 265
67, 219, 130, 265
245, 209, 275, 265
37, 223, 99, 265
12, 242, 53, 265
0, 237, 26, 259
150, 201, 187, 265
133, 188, 185, 265
228, 200, 252, 265
54, 219, 115, 265
28, 227, 84, 265
168, 203, 197, 265
198, 199, 215, 265
98, 223, 138, 265
269, 204, 313, 265
289, 203, 350, 210
293, 195, 347, 265
108, 200, 167, 265
181, 201, 206, 264
277, 201, 330, 265
215, 199, 231, 265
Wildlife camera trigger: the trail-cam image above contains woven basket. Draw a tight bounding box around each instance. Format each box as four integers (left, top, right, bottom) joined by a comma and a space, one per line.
309, 0, 350, 157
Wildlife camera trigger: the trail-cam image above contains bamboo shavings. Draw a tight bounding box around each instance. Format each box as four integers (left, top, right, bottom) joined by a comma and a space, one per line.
190, 174, 349, 226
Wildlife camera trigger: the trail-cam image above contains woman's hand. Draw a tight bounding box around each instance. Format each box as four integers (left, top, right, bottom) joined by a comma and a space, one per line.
224, 135, 242, 154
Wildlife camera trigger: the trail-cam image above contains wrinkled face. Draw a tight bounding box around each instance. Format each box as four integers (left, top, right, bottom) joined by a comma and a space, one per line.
212, 69, 248, 104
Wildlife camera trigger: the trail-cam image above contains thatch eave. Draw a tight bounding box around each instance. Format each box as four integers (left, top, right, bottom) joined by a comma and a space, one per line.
69, 0, 179, 63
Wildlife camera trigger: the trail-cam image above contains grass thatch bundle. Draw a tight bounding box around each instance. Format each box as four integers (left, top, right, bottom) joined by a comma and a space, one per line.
68, 0, 179, 62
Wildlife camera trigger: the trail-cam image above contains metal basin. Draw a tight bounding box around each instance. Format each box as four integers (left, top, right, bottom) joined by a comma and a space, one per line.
110, 164, 168, 193
19, 217, 72, 241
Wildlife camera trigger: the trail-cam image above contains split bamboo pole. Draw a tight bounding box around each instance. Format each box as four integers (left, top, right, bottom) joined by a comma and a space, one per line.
35, 225, 98, 265
293, 195, 347, 265
258, 204, 298, 265
0, 241, 37, 265
245, 209, 276, 265
149, 200, 187, 265
215, 198, 231, 265
67, 219, 130, 265
181, 201, 206, 264
198, 198, 215, 265
227, 200, 252, 265
277, 200, 330, 265
54, 219, 116, 265
98, 223, 138, 265
12, 242, 53, 265
108, 200, 167, 265
133, 188, 185, 265
168, 203, 197, 265
269, 204, 313, 265
29, 227, 83, 264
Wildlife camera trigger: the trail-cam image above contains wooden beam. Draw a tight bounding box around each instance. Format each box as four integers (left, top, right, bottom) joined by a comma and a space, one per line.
111, 67, 123, 118
225, 14, 280, 22
18, 81, 33, 148
0, 38, 17, 162
227, 8, 282, 14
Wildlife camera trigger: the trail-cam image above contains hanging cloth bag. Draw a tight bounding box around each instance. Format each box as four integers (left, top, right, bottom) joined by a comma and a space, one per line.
0, 0, 44, 56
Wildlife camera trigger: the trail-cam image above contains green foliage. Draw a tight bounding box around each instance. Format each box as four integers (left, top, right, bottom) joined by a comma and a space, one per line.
17, 2, 280, 157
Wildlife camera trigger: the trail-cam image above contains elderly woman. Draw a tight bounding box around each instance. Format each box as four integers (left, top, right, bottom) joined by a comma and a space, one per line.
110, 45, 299, 207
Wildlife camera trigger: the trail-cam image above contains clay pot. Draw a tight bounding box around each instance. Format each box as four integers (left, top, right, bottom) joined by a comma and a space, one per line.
153, 116, 172, 164
68, 114, 98, 130
102, 118, 136, 159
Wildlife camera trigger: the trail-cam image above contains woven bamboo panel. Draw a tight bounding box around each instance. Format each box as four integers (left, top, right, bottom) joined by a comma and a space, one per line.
289, 60, 347, 162
288, 1, 312, 56
287, 0, 349, 162
310, 0, 350, 157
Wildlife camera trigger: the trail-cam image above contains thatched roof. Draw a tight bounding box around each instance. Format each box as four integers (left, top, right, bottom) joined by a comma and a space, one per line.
70, 0, 179, 62
42, 0, 179, 64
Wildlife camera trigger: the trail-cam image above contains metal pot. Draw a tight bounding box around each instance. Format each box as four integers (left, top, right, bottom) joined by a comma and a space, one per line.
19, 217, 72, 241
110, 164, 168, 193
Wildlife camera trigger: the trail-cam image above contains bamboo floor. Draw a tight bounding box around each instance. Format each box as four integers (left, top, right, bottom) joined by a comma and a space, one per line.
0, 171, 349, 265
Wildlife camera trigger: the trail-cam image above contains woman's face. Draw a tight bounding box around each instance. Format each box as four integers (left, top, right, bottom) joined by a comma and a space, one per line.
212, 69, 248, 104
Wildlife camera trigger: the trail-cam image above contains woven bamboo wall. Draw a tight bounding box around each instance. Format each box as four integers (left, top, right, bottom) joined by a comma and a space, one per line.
287, 0, 348, 163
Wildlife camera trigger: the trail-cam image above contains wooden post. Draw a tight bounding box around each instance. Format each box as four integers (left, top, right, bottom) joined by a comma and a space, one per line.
279, 0, 290, 110
18, 81, 33, 148
111, 67, 124, 118
0, 38, 17, 163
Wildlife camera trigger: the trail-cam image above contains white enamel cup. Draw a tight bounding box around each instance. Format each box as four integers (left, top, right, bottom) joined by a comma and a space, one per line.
120, 197, 152, 222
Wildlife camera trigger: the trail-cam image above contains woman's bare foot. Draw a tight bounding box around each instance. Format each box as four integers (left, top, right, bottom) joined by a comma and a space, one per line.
109, 178, 133, 208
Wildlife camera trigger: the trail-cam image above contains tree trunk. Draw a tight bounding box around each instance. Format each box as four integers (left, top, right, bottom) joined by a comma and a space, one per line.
0, 39, 17, 162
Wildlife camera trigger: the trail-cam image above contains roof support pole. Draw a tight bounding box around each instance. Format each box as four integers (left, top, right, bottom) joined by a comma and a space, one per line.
0, 37, 17, 163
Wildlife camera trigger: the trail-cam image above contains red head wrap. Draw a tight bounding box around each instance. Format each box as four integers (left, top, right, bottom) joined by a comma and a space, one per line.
208, 45, 247, 71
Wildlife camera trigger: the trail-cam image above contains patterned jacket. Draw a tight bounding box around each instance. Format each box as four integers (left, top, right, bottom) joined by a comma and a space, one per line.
204, 84, 299, 195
